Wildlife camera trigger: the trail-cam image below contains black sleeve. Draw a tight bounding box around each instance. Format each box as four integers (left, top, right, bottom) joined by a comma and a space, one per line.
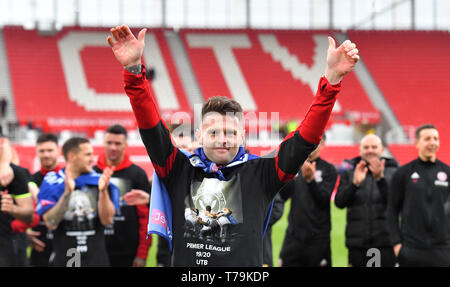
140, 126, 192, 198
307, 162, 337, 209
157, 235, 171, 266
268, 193, 285, 227
387, 167, 406, 246
278, 179, 295, 201
265, 133, 317, 200
132, 165, 152, 194
31, 172, 44, 187
8, 165, 31, 198
334, 169, 357, 209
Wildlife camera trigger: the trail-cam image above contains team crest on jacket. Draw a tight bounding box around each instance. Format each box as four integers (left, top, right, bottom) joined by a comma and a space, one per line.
315, 170, 323, 183
437, 171, 447, 181
435, 171, 448, 187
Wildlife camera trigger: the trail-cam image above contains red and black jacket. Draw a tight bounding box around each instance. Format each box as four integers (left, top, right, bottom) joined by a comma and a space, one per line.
124, 67, 340, 267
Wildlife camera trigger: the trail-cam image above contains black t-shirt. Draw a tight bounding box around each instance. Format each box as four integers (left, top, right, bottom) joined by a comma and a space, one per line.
52, 183, 109, 267
0, 164, 31, 237
140, 127, 316, 267
0, 164, 31, 266
93, 164, 151, 257
38, 171, 112, 267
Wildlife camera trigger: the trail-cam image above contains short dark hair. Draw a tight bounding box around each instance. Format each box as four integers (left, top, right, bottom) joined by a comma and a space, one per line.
415, 124, 437, 140
62, 137, 90, 160
106, 124, 127, 137
36, 133, 58, 145
201, 96, 243, 120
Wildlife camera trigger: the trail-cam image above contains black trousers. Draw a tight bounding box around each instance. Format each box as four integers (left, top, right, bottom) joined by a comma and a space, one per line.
12, 232, 29, 267
348, 247, 396, 267
108, 254, 136, 267
280, 235, 331, 267
0, 238, 14, 267
398, 245, 450, 267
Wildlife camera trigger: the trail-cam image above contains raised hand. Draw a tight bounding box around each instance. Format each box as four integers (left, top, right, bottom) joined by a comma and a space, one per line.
0, 191, 14, 214
99, 166, 114, 193
27, 229, 46, 252
367, 158, 385, 181
353, 160, 368, 187
122, 189, 150, 206
325, 37, 359, 85
301, 161, 316, 183
64, 164, 75, 194
107, 25, 147, 69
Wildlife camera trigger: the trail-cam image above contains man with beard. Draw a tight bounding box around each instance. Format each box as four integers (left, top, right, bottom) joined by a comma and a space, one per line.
28, 133, 63, 266
94, 124, 151, 267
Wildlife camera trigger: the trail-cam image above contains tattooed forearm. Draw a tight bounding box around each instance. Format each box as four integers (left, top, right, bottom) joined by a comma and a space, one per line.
43, 192, 71, 230
125, 64, 142, 75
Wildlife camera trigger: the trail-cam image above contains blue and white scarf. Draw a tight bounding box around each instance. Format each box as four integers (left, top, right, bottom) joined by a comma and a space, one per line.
36, 169, 120, 217
147, 146, 274, 252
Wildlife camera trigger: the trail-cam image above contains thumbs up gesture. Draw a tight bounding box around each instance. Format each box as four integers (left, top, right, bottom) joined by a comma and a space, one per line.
325, 36, 359, 84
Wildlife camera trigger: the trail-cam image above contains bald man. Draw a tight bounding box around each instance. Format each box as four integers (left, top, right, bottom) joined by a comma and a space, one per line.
335, 134, 398, 267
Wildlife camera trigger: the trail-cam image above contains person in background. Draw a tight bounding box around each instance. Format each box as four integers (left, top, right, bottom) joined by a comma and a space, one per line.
94, 124, 152, 267
37, 137, 117, 267
335, 134, 398, 267
278, 135, 337, 267
27, 133, 63, 266
388, 124, 450, 266
0, 135, 34, 266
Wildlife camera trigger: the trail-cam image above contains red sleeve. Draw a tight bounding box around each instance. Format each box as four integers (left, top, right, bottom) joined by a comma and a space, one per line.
11, 207, 40, 233
274, 76, 341, 183
123, 66, 161, 130
298, 76, 341, 144
123, 67, 178, 179
135, 204, 151, 259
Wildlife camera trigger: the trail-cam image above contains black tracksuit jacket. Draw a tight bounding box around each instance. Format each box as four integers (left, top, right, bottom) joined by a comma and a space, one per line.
387, 158, 450, 249
335, 157, 399, 248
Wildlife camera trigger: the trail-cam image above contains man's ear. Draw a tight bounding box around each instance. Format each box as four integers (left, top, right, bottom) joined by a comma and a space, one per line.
66, 151, 75, 163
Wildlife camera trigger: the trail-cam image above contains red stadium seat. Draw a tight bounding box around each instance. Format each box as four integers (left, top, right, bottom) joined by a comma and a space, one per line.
348, 30, 450, 164
3, 26, 190, 136
179, 29, 379, 126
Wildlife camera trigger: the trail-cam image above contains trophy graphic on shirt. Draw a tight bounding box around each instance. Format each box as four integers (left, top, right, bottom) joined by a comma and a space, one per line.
64, 187, 95, 231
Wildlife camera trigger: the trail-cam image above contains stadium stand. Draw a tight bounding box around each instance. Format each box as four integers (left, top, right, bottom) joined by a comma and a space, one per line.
347, 30, 450, 164
180, 29, 380, 125
2, 27, 450, 167
2, 26, 191, 136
